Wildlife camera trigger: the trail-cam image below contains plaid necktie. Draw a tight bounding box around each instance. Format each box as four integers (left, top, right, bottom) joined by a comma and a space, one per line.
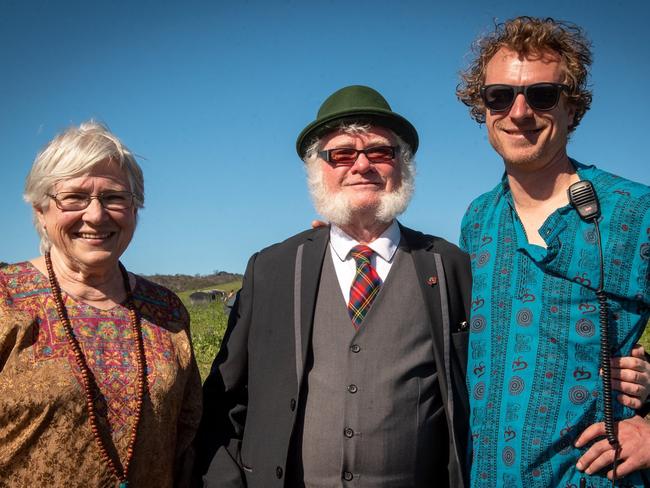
347, 245, 383, 328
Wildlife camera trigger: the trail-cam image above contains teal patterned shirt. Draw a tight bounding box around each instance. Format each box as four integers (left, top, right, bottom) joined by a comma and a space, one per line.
460, 161, 650, 487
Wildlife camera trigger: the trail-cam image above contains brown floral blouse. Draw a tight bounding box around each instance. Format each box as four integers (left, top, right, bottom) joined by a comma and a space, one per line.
0, 262, 202, 488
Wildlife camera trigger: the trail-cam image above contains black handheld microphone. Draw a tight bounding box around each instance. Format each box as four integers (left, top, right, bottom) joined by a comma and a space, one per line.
568, 180, 600, 221
568, 180, 620, 486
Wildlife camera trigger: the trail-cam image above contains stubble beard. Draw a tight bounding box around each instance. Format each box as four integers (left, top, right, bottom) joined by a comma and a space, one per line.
490, 118, 571, 173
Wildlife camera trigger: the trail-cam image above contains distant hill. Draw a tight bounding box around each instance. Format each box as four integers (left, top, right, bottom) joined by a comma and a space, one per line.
0, 262, 239, 292
142, 271, 242, 293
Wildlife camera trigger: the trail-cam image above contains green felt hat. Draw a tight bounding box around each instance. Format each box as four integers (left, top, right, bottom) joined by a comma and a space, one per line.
296, 85, 419, 158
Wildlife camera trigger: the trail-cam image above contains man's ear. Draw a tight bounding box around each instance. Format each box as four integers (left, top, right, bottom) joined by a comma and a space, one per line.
567, 102, 577, 128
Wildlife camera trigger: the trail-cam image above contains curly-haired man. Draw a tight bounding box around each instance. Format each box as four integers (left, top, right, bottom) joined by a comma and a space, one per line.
458, 16, 650, 487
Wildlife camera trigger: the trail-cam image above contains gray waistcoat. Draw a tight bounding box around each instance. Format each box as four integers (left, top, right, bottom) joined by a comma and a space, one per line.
289, 246, 446, 487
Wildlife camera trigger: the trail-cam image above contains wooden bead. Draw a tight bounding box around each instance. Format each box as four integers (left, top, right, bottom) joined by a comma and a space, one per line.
44, 252, 146, 486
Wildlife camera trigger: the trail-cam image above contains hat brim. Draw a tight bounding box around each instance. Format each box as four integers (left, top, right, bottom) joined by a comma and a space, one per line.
296, 108, 419, 158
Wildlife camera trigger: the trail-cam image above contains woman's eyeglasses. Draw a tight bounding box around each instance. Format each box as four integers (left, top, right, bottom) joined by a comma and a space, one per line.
47, 191, 135, 211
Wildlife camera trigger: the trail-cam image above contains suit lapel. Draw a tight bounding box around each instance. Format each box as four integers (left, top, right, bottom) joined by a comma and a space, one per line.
399, 224, 448, 391
399, 224, 442, 334
293, 227, 330, 392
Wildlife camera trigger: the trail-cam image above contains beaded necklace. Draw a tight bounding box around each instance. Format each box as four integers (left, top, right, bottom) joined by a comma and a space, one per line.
44, 252, 147, 488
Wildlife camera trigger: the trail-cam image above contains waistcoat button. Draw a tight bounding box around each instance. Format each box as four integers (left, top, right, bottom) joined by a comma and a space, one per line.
290, 398, 296, 411
350, 344, 361, 353
347, 384, 358, 394
343, 471, 353, 481
276, 466, 283, 478
344, 427, 354, 438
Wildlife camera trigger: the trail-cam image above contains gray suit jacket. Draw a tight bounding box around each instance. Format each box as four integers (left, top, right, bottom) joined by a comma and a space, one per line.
193, 224, 472, 488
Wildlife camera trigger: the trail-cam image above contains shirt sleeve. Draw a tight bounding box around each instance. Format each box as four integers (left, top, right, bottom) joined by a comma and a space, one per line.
0, 273, 27, 373
173, 301, 204, 488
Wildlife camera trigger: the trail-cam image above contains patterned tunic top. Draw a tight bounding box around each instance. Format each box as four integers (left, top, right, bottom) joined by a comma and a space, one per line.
0, 261, 202, 488
460, 162, 650, 487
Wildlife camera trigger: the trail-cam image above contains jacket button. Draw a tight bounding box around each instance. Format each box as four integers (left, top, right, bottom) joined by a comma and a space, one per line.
350, 344, 361, 353
347, 384, 358, 394
276, 466, 283, 478
344, 427, 354, 438
343, 471, 353, 481
290, 398, 296, 411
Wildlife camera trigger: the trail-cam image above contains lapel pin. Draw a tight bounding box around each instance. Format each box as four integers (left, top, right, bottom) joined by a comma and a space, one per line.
427, 276, 438, 286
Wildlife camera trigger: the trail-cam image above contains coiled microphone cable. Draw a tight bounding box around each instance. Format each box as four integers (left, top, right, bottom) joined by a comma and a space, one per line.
594, 220, 620, 485
568, 181, 620, 487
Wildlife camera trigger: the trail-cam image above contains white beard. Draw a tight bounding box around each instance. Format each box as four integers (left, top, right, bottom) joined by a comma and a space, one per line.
306, 161, 415, 226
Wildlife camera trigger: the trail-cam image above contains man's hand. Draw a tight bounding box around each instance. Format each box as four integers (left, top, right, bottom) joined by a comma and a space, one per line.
575, 415, 650, 479
612, 344, 650, 409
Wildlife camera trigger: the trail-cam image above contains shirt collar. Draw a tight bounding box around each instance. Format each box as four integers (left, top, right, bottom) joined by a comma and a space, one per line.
329, 220, 400, 263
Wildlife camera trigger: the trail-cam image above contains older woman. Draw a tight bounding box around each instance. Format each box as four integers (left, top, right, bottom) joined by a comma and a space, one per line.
0, 121, 201, 487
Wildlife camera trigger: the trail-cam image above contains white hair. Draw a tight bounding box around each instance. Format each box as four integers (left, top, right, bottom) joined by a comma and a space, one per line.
303, 123, 415, 225
23, 120, 144, 253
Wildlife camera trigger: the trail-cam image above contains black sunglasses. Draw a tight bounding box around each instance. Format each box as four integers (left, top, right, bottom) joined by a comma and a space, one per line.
480, 83, 569, 112
318, 145, 399, 165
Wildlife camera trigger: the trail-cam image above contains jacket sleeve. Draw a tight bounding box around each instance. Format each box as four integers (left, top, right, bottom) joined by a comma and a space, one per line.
192, 254, 257, 487
443, 246, 472, 488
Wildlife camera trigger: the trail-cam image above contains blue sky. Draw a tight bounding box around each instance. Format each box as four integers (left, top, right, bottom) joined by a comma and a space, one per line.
1, 0, 648, 275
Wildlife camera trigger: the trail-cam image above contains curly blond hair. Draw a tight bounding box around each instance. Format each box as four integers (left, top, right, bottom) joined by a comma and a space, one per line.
457, 16, 593, 132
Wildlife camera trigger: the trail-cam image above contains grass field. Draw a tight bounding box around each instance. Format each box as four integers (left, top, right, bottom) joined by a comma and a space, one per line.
180, 280, 240, 380
640, 323, 650, 352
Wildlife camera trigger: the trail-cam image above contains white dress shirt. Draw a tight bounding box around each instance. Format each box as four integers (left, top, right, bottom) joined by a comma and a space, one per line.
328, 220, 400, 302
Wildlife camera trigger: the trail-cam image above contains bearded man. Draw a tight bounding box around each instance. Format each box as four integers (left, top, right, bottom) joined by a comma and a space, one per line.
193, 85, 472, 488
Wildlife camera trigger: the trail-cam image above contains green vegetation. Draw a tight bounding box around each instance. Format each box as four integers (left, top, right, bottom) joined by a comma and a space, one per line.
145, 272, 243, 381
180, 280, 241, 380
187, 301, 229, 380
640, 321, 650, 352
217, 280, 244, 293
